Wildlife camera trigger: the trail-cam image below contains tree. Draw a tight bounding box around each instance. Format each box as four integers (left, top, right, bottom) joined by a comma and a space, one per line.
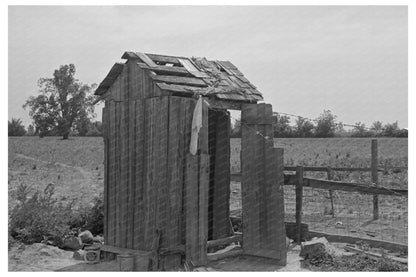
230, 118, 242, 138
294, 117, 315, 137
23, 64, 96, 139
351, 122, 369, 137
315, 110, 337, 138
382, 121, 399, 137
370, 121, 383, 136
274, 114, 293, 137
334, 122, 348, 137
26, 124, 36, 136
8, 118, 26, 136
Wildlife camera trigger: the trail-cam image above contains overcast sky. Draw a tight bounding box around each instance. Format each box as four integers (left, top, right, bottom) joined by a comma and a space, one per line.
8, 6, 408, 128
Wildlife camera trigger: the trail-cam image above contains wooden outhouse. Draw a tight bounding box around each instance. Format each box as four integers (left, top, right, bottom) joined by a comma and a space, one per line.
95, 51, 286, 270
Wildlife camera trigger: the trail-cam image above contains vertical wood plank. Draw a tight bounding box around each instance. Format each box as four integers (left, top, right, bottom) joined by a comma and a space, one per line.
127, 99, 135, 249
274, 147, 287, 264
108, 101, 116, 246
120, 66, 129, 248
198, 153, 209, 265
115, 101, 121, 247
102, 106, 109, 245
241, 104, 260, 254
185, 153, 199, 264
133, 99, 146, 250
181, 98, 196, 245
155, 97, 169, 257
258, 104, 268, 250
144, 98, 157, 250
163, 97, 184, 269
296, 166, 304, 244
371, 139, 379, 220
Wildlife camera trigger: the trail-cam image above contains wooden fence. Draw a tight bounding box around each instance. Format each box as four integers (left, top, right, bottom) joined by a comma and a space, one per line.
231, 139, 408, 244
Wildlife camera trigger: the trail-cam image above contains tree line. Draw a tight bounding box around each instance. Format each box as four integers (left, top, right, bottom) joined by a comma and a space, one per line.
230, 110, 408, 138
8, 63, 408, 139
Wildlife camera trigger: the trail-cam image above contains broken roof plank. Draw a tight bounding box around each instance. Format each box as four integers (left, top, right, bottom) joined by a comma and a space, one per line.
146, 53, 181, 66
228, 76, 252, 89
138, 63, 193, 76
178, 58, 210, 78
215, 61, 234, 75
215, 93, 248, 102
150, 75, 208, 87
156, 83, 208, 95
135, 52, 158, 67
217, 60, 238, 70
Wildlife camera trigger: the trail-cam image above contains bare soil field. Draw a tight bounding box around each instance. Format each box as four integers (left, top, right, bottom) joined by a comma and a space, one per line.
8, 137, 104, 210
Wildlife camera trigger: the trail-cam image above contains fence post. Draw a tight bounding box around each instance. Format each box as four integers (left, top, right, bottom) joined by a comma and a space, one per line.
371, 139, 379, 220
295, 166, 304, 244
326, 167, 335, 217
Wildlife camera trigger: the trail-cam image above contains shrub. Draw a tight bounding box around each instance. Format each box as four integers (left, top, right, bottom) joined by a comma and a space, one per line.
8, 118, 27, 136
9, 183, 76, 246
69, 194, 104, 235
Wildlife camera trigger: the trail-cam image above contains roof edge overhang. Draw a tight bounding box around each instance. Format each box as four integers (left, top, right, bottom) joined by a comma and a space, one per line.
94, 63, 124, 96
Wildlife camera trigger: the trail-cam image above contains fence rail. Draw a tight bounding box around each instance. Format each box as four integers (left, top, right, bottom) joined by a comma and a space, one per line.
283, 166, 407, 172
231, 139, 407, 244
282, 174, 407, 196
233, 173, 408, 196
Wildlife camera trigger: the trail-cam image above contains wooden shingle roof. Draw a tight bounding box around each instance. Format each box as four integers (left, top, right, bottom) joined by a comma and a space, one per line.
95, 51, 263, 103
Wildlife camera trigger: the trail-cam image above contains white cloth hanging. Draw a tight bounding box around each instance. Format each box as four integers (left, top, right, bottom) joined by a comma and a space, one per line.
190, 96, 203, 155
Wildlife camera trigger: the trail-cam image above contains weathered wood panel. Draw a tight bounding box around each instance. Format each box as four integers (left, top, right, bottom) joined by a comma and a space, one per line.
150, 75, 207, 87
198, 154, 209, 266
115, 101, 121, 248
241, 103, 285, 263
185, 153, 209, 266
181, 98, 196, 245
107, 101, 116, 246
128, 61, 143, 100
163, 96, 185, 268
144, 98, 157, 250
120, 65, 129, 248
155, 97, 169, 253
185, 154, 198, 264
133, 99, 146, 250
241, 104, 261, 253
102, 106, 109, 246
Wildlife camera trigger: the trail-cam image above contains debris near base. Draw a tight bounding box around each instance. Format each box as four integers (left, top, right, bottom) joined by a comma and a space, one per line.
300, 238, 408, 272
300, 237, 349, 259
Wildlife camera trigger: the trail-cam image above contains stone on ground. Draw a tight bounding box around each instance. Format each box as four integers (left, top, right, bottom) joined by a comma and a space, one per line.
78, 230, 94, 244
300, 237, 349, 260
62, 236, 82, 250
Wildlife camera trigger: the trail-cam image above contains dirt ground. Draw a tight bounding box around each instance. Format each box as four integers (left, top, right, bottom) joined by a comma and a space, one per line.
230, 181, 408, 245
8, 241, 311, 272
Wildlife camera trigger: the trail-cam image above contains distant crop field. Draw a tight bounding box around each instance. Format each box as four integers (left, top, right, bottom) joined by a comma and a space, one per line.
8, 137, 408, 244
230, 137, 408, 188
